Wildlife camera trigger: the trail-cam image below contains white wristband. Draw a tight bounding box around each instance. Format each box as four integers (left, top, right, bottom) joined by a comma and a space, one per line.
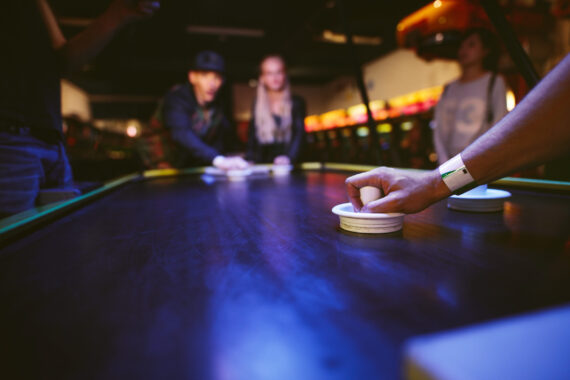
439, 154, 476, 193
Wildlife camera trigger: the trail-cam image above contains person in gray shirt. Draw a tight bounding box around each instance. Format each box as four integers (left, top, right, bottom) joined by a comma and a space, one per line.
433, 28, 507, 164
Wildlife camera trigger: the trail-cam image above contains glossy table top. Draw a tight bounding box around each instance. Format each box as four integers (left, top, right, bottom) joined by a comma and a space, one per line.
1, 171, 569, 379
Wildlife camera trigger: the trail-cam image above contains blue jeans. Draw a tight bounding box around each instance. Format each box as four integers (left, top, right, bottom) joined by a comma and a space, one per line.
0, 131, 74, 217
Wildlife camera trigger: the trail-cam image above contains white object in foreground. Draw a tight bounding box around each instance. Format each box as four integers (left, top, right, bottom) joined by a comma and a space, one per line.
447, 185, 511, 212
332, 203, 404, 234
405, 304, 570, 380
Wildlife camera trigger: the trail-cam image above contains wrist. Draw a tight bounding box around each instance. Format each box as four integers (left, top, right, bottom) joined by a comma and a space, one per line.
427, 169, 452, 203
438, 154, 477, 194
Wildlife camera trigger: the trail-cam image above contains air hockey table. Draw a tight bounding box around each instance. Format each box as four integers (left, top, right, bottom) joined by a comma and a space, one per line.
0, 163, 569, 379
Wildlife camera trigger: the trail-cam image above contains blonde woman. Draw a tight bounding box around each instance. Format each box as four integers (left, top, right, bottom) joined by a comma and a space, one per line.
246, 55, 306, 165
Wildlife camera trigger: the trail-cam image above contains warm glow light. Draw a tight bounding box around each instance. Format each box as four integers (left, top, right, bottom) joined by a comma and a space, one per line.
322, 30, 382, 46
506, 90, 516, 112
323, 29, 346, 44
376, 123, 392, 134
433, 0, 442, 8
356, 126, 369, 137
401, 121, 414, 131
429, 152, 438, 162
126, 124, 138, 138
312, 86, 446, 130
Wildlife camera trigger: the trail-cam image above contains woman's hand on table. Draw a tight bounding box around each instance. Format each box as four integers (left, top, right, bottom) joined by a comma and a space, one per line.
273, 155, 290, 166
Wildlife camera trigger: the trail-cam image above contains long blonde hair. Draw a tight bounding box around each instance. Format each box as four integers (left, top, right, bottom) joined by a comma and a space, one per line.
254, 55, 292, 144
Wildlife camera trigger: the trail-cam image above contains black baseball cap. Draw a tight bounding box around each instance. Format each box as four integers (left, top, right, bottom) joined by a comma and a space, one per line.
191, 50, 225, 74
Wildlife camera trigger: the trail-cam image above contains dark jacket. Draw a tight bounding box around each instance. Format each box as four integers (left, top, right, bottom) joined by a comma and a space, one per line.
0, 3, 62, 141
141, 83, 236, 168
246, 95, 306, 163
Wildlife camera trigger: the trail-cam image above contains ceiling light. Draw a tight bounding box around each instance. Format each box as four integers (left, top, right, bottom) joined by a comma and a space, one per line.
320, 30, 382, 46
186, 25, 265, 38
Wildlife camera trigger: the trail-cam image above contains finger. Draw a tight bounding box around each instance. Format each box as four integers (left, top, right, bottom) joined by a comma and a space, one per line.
361, 192, 401, 214
232, 158, 247, 170
227, 160, 238, 170
345, 179, 364, 211
345, 170, 383, 211
345, 169, 384, 189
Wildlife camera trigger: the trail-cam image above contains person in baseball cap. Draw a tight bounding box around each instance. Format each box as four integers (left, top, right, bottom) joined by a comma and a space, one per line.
192, 50, 226, 73
188, 50, 226, 107
140, 51, 247, 170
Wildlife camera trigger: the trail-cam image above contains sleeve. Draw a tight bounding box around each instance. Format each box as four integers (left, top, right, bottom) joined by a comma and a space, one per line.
245, 100, 257, 162
163, 90, 220, 163
491, 75, 508, 126
286, 96, 307, 163
221, 115, 240, 154
432, 95, 450, 165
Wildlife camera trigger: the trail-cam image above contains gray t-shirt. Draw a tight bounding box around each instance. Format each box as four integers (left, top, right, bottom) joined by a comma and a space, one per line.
433, 72, 507, 164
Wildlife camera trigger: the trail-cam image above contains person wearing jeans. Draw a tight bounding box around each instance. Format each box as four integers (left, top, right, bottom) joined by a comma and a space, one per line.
0, 0, 160, 217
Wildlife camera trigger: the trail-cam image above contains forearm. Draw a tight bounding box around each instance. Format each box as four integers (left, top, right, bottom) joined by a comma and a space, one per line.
245, 140, 256, 161
286, 131, 303, 162
36, 0, 66, 49
245, 118, 257, 161
55, 0, 159, 73
37, 0, 122, 74
171, 129, 219, 163
57, 8, 128, 73
463, 54, 570, 184
287, 101, 306, 162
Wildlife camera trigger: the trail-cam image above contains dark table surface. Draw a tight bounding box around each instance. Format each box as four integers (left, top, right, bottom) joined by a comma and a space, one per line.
1, 171, 569, 380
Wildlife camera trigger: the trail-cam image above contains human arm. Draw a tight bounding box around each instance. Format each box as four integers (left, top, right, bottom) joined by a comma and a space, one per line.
37, 0, 160, 74
164, 93, 247, 169
218, 117, 249, 169
36, 0, 66, 50
346, 54, 570, 214
285, 96, 307, 163
163, 91, 221, 164
245, 103, 258, 162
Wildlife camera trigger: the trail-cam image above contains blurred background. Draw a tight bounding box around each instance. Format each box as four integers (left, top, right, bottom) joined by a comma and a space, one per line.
52, 0, 570, 181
